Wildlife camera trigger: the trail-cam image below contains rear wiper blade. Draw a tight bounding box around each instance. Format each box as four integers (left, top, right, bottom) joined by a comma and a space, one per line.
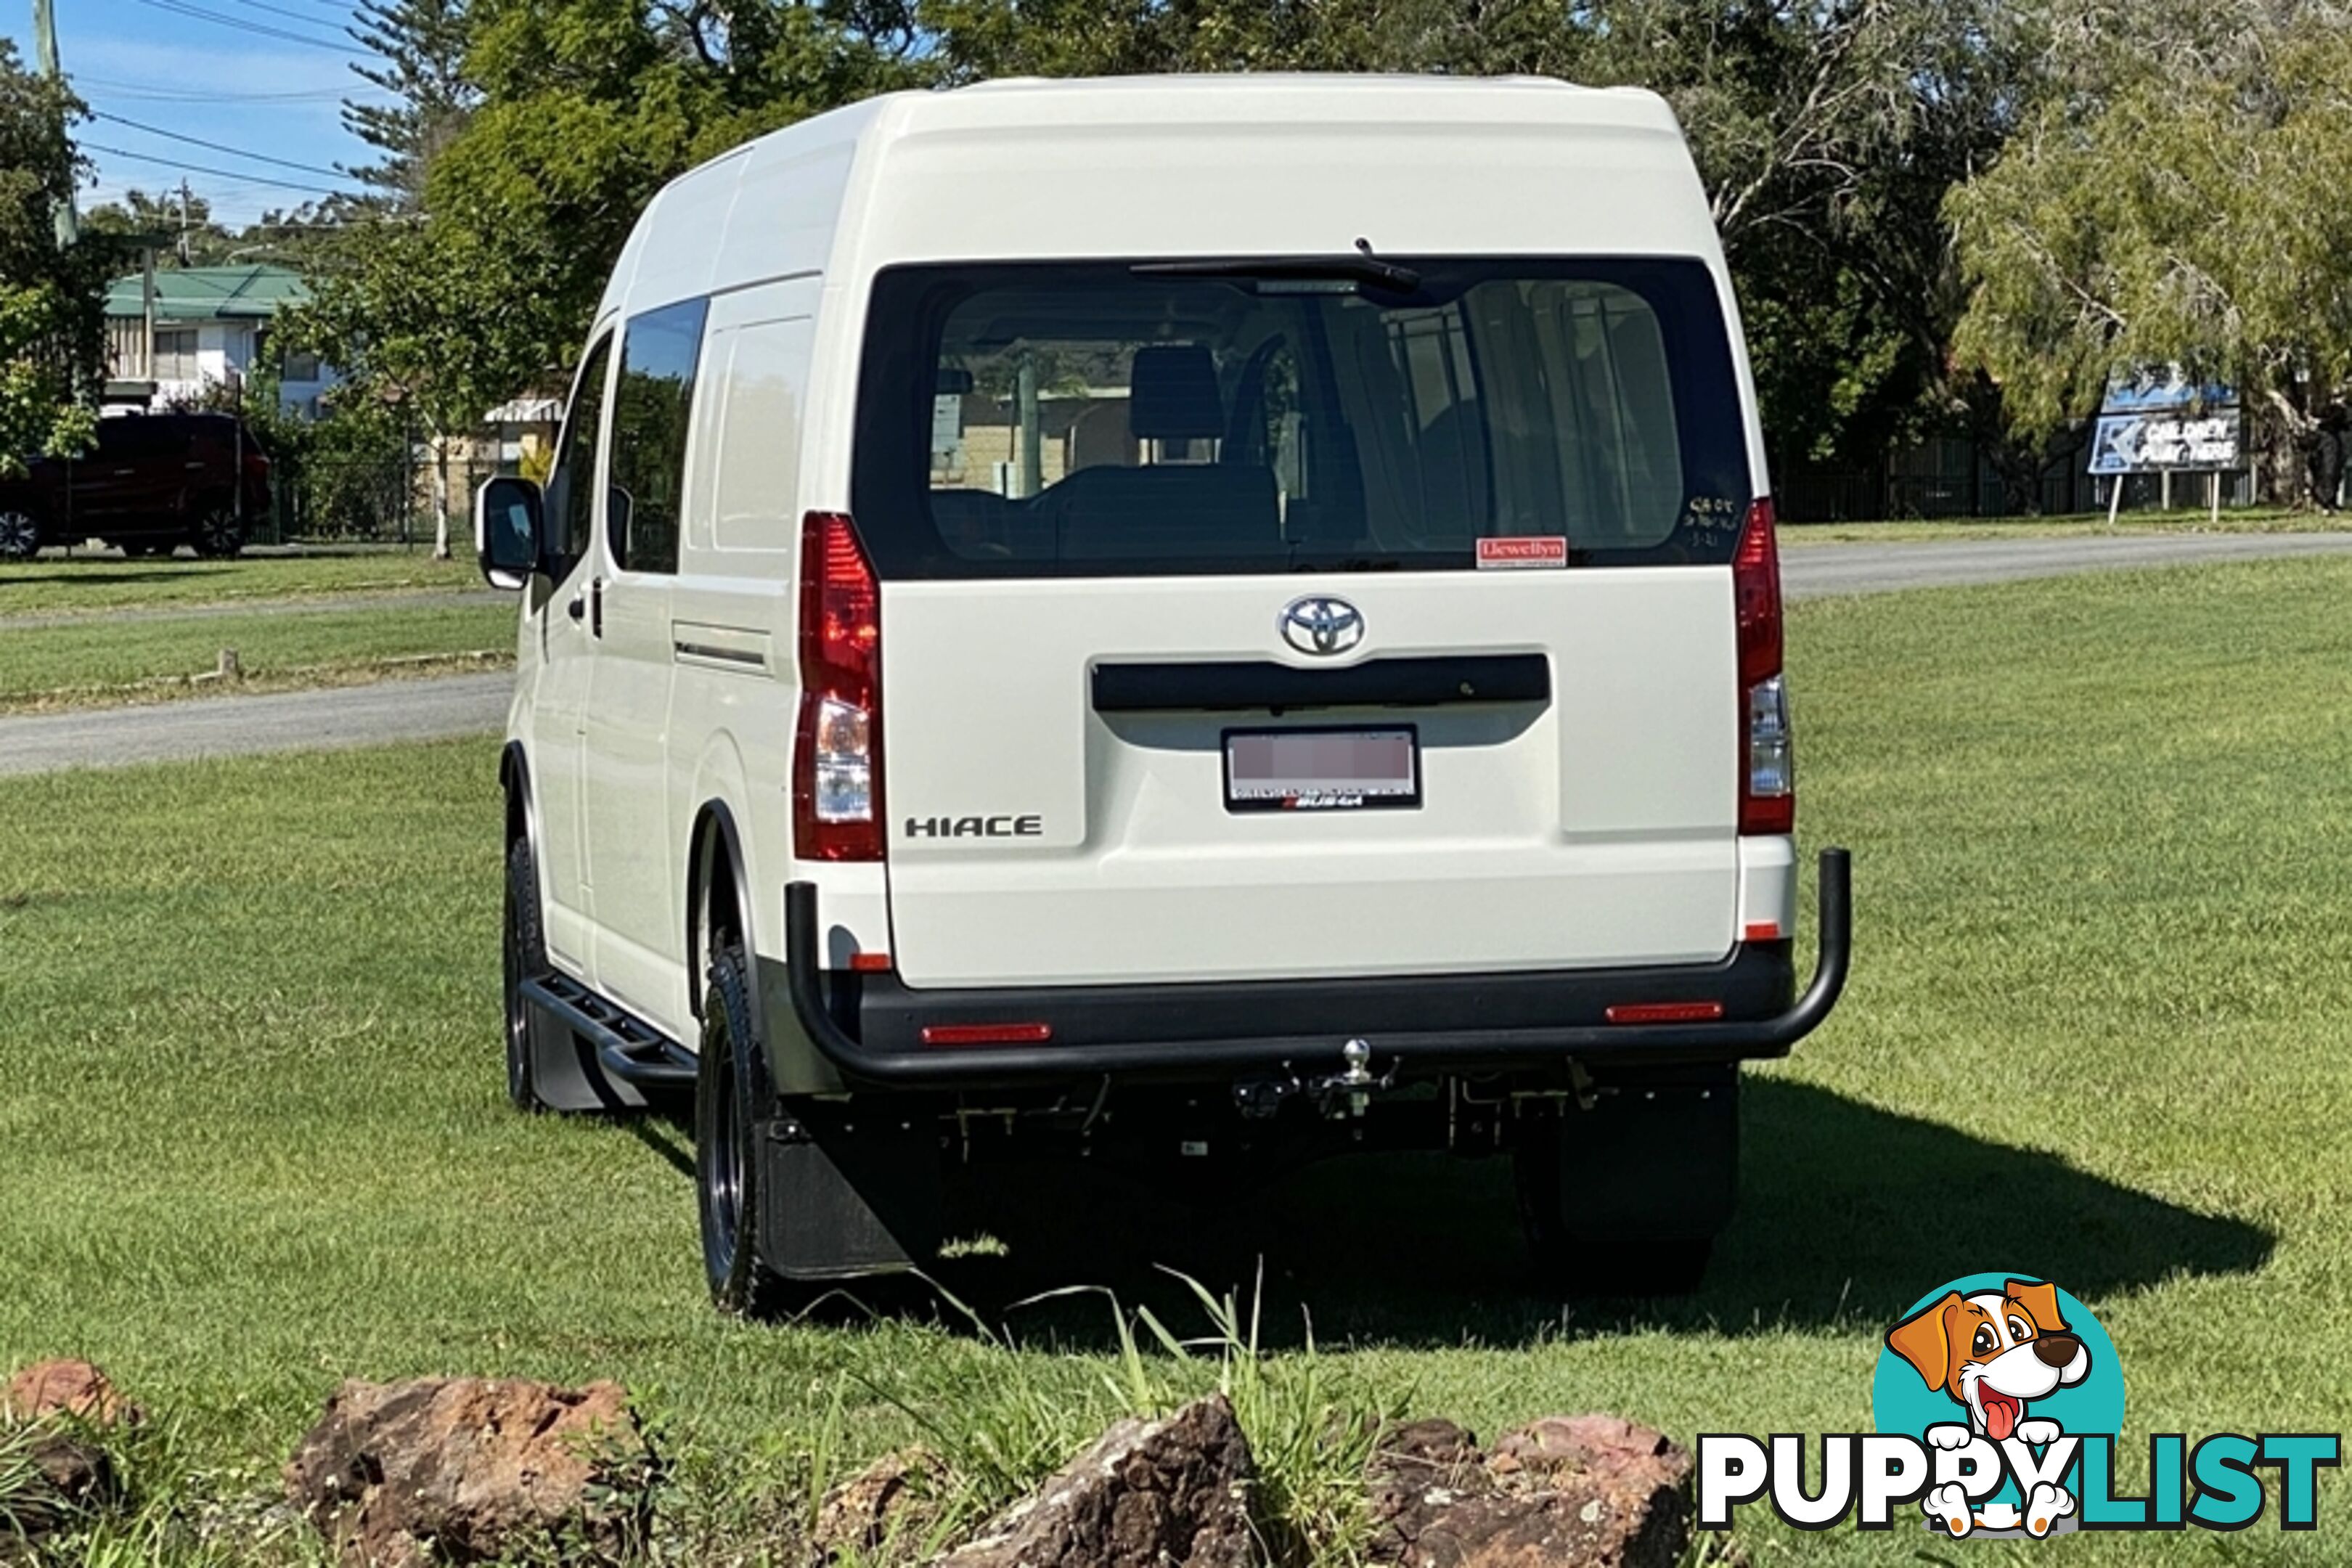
1133, 254, 1422, 293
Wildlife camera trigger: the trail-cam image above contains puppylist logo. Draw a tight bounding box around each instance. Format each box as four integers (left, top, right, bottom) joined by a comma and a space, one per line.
1698, 1274, 2340, 1538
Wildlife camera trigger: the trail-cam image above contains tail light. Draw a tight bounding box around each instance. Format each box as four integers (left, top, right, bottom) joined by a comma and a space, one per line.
793, 511, 885, 861
1734, 497, 1793, 835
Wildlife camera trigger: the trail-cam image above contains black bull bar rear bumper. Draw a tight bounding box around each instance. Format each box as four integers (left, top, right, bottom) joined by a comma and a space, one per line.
784, 849, 1850, 1092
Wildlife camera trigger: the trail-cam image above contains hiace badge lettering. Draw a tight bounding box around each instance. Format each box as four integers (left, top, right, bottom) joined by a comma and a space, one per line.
1694, 1273, 2342, 1539
903, 814, 1044, 839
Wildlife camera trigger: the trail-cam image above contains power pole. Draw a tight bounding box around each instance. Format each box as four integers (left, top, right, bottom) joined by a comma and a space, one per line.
179, 177, 194, 264
30, 0, 79, 248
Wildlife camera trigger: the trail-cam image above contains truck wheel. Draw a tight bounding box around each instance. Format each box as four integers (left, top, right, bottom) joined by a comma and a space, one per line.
502, 838, 552, 1112
1513, 1070, 1738, 1297
0, 510, 38, 560
696, 939, 795, 1318
189, 502, 243, 560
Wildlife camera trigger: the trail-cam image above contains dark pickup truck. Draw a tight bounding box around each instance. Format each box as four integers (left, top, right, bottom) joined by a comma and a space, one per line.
0, 412, 270, 560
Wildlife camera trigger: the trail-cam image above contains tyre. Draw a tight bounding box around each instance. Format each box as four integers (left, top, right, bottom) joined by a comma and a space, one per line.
0, 510, 38, 561
1513, 1070, 1739, 1297
502, 837, 553, 1112
188, 501, 244, 559
695, 939, 797, 1317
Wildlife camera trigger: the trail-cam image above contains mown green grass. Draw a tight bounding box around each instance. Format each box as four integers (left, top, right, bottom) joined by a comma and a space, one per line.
1781, 505, 2335, 544
6, 559, 2352, 1562
0, 605, 517, 711
0, 553, 479, 617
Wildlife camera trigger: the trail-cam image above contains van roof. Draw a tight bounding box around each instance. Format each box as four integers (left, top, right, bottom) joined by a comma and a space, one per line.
600, 73, 1721, 328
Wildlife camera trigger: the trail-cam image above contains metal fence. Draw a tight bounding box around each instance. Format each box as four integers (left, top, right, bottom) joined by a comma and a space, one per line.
253, 448, 507, 547
1781, 425, 2265, 523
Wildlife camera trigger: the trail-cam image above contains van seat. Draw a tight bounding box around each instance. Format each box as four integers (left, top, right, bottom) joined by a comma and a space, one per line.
1050, 463, 1281, 560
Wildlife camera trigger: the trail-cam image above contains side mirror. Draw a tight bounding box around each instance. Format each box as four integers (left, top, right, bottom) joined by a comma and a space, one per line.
475, 476, 542, 591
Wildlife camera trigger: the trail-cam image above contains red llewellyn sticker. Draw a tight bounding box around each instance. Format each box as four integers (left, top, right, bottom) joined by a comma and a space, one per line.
1476, 536, 1569, 569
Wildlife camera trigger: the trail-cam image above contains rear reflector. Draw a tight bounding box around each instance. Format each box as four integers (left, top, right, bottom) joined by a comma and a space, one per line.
920, 1022, 1054, 1046
1604, 1001, 1725, 1025
848, 952, 894, 973
1744, 922, 1783, 942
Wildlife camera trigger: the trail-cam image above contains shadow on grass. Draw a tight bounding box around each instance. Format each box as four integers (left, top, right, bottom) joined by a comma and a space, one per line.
911, 1079, 2274, 1347
608, 1079, 2271, 1346
0, 569, 201, 587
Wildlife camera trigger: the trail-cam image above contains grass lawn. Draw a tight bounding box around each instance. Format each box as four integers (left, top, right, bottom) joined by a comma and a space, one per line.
1779, 505, 2344, 544
0, 604, 517, 711
6, 559, 2352, 1562
0, 553, 481, 618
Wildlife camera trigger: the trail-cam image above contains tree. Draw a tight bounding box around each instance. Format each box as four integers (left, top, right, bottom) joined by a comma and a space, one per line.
83, 187, 240, 266
346, 0, 476, 205
1948, 6, 2352, 504
0, 41, 104, 468
291, 0, 933, 552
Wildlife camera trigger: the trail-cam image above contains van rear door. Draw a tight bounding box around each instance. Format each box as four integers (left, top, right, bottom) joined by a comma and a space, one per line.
849, 258, 1765, 990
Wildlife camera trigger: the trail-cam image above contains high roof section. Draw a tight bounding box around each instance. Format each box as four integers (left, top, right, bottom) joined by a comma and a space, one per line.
603, 73, 1716, 322
102, 264, 310, 322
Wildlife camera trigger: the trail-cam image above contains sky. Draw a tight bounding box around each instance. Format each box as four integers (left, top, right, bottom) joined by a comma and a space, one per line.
3, 0, 385, 234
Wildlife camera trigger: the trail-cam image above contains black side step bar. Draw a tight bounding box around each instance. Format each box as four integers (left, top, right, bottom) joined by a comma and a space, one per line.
520, 971, 697, 1088
784, 849, 1853, 1089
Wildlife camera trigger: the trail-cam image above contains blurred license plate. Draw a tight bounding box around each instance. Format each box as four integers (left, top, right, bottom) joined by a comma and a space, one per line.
1223, 726, 1420, 812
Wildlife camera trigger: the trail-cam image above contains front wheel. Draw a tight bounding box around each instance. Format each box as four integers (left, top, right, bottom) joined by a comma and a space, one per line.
0, 510, 39, 561
1513, 1069, 1739, 1297
502, 838, 552, 1112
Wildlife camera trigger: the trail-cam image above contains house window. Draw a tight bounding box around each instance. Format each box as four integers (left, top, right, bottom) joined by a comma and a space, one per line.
281, 351, 320, 382
152, 329, 199, 380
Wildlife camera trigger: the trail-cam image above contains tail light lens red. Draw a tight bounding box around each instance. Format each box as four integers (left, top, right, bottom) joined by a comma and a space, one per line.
793, 511, 885, 861
1734, 498, 1794, 835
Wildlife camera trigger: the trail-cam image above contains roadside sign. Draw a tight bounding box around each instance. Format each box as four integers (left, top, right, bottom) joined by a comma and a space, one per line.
2088, 373, 2241, 475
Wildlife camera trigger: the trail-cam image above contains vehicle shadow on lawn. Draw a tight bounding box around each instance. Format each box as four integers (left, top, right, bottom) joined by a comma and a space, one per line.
913, 1079, 2274, 1349
0, 570, 197, 589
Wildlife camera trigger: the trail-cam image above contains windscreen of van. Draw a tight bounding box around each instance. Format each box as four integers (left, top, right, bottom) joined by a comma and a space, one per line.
851, 258, 1752, 577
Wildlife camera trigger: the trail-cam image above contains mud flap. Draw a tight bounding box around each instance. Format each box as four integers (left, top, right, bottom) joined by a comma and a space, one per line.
1545, 1068, 1739, 1241
756, 1116, 943, 1279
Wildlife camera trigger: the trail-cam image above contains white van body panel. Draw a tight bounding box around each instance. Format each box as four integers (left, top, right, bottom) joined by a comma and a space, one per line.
881, 568, 1739, 988
517, 75, 1789, 1048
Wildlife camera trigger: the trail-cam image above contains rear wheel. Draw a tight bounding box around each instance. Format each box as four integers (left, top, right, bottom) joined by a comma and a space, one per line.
188, 501, 243, 560
696, 939, 796, 1318
0, 510, 38, 561
1514, 1070, 1738, 1297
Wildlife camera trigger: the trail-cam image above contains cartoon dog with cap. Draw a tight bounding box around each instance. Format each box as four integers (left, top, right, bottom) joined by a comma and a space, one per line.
1885, 1278, 2090, 1538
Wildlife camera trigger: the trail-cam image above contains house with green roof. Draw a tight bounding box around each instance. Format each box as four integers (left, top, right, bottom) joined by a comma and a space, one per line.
104, 264, 335, 415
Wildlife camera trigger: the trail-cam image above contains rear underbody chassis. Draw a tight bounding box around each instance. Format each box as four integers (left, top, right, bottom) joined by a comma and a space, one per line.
732, 849, 1850, 1281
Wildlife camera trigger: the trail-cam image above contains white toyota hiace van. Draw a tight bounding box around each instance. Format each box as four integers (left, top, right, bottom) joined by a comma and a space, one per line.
477, 74, 1850, 1310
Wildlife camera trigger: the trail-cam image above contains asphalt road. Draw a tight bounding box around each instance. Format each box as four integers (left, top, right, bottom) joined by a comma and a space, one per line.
1780, 528, 2352, 597
6, 531, 2351, 777
0, 673, 514, 778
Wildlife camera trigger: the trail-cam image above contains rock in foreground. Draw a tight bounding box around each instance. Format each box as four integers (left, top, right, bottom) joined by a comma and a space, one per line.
3, 1359, 139, 1427
940, 1393, 1254, 1568
1369, 1413, 1692, 1568
283, 1376, 657, 1567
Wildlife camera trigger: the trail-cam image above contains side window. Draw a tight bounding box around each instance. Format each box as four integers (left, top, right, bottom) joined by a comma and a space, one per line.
608, 297, 709, 576
542, 332, 613, 585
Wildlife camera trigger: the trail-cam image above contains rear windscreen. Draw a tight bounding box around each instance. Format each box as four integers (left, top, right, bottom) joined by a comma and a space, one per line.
851, 258, 1753, 578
